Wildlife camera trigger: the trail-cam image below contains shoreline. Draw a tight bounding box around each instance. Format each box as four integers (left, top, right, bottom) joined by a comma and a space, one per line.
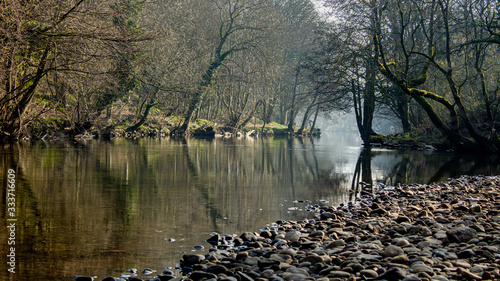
78, 175, 500, 281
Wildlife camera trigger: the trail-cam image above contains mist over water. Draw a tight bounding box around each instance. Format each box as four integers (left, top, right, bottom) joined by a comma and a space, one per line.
1, 133, 499, 280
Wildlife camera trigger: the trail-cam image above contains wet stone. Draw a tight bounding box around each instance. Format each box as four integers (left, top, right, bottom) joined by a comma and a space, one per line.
241, 232, 259, 242
182, 254, 205, 265
207, 264, 228, 274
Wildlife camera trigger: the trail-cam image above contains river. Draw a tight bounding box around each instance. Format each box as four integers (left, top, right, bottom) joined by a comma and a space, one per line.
1, 133, 499, 280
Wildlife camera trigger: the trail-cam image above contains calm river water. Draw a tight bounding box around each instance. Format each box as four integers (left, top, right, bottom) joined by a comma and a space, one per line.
1, 133, 499, 280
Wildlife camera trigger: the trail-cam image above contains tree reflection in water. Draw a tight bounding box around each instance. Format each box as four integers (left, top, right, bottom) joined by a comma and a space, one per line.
1, 135, 499, 281
350, 147, 500, 201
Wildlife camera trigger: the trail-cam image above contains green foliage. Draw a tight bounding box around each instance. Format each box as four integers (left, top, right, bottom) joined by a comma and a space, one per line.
267, 122, 288, 129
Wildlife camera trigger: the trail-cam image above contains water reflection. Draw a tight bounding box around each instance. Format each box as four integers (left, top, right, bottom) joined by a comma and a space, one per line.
0, 134, 499, 281
356, 147, 500, 187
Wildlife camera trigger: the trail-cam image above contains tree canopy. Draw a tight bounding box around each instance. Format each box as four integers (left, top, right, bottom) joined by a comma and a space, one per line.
2, 0, 500, 152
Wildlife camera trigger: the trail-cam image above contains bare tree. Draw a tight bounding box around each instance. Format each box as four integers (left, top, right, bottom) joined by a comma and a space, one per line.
175, 0, 272, 135
0, 0, 142, 139
373, 0, 500, 151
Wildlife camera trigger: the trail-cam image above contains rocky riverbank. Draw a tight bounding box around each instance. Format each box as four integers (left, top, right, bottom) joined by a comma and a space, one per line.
77, 175, 500, 281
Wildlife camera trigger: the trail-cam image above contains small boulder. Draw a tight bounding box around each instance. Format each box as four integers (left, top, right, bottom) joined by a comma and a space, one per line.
383, 245, 405, 257
446, 227, 477, 243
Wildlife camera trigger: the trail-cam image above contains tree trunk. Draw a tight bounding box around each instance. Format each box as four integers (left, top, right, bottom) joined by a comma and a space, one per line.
297, 96, 317, 135
4, 46, 50, 136
126, 100, 156, 132
361, 57, 377, 145
397, 91, 411, 134
239, 100, 264, 130
310, 104, 320, 133
178, 84, 212, 134
287, 67, 301, 133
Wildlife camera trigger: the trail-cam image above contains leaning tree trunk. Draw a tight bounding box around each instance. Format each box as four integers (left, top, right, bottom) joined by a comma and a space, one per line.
239, 100, 264, 130
3, 46, 50, 138
297, 96, 317, 135
126, 100, 156, 132
310, 104, 320, 133
177, 66, 217, 135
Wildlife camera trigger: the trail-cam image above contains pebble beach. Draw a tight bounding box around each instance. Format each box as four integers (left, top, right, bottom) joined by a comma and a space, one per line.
78, 175, 500, 281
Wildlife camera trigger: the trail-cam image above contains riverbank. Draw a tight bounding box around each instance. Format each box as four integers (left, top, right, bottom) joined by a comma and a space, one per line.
6, 116, 320, 143
82, 175, 500, 281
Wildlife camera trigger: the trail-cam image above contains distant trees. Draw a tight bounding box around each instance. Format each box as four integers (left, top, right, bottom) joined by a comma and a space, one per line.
298, 26, 352, 135
172, 0, 274, 134
137, 0, 338, 135
0, 0, 359, 140
320, 0, 386, 145
4, 0, 499, 151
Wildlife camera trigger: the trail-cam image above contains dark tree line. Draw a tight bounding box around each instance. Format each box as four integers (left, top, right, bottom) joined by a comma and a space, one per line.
1, 0, 345, 140
2, 0, 500, 152
322, 0, 500, 152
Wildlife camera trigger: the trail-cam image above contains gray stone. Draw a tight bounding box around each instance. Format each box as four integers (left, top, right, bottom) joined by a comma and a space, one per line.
302, 254, 323, 264
182, 254, 205, 265
236, 272, 255, 281
282, 273, 307, 281
457, 268, 482, 280
384, 245, 405, 257
327, 239, 346, 248
376, 268, 407, 280
189, 271, 217, 281
402, 276, 421, 281
240, 232, 259, 242
470, 204, 482, 213
286, 267, 309, 276
410, 263, 434, 274
360, 269, 378, 278
285, 231, 301, 242
357, 253, 382, 261
446, 227, 477, 243
219, 278, 238, 281
328, 271, 352, 278
434, 231, 447, 239
244, 257, 261, 266
395, 238, 411, 247
457, 249, 475, 259
261, 269, 276, 279
431, 275, 450, 281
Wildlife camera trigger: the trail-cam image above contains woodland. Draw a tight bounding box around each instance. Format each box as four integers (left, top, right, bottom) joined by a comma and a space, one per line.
1, 0, 499, 152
